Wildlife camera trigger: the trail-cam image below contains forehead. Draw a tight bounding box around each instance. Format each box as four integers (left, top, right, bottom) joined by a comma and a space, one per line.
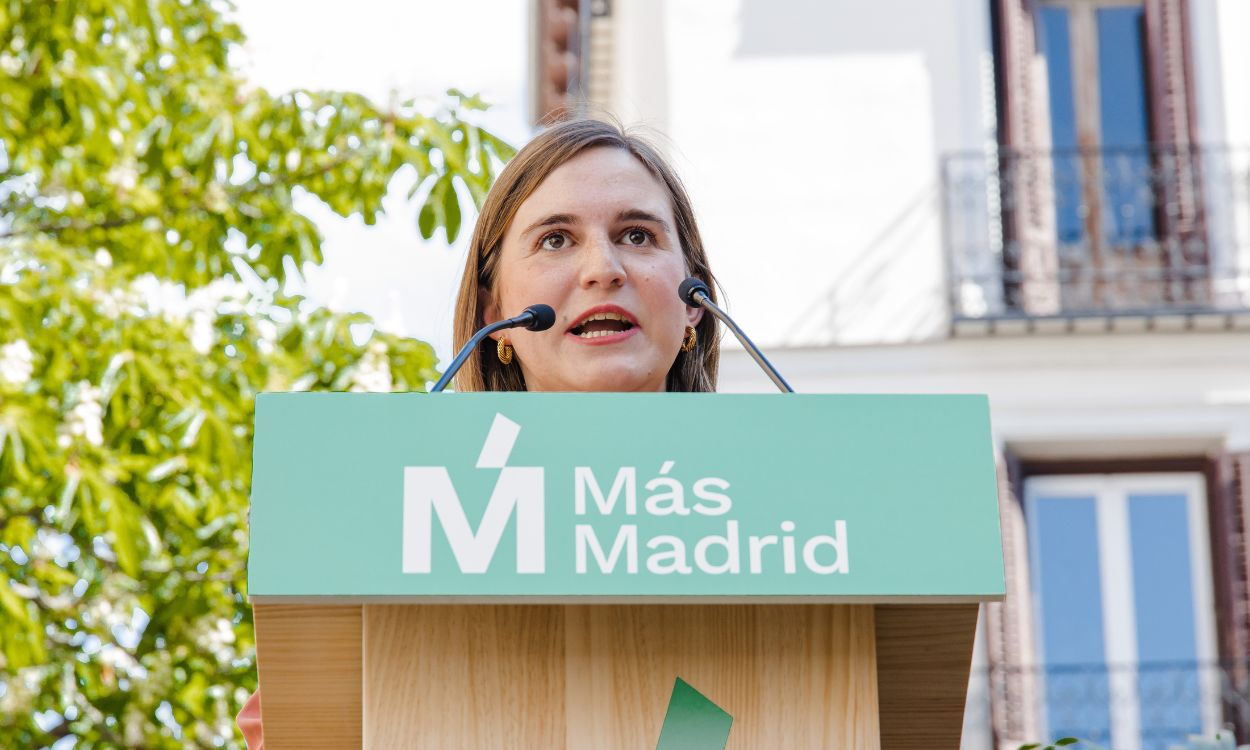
510, 146, 672, 228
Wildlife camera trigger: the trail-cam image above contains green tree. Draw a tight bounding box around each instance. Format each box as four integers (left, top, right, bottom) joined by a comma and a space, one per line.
0, 1, 514, 747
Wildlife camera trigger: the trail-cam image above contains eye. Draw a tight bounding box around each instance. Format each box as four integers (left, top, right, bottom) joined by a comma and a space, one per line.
539, 231, 569, 251
623, 227, 655, 246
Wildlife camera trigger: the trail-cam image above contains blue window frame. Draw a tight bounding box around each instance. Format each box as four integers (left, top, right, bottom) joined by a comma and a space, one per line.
1036, 1, 1157, 249
1025, 474, 1219, 750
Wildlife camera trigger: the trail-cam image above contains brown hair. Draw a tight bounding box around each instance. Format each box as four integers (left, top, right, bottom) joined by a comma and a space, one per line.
451, 118, 720, 392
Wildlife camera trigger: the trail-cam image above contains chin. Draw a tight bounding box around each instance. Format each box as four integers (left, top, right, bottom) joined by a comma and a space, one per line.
567, 361, 665, 393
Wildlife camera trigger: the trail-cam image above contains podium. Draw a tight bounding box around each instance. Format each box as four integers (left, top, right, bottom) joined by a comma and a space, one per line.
247, 393, 1004, 748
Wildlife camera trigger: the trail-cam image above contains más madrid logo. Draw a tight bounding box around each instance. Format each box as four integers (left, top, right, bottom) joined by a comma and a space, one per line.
400, 413, 850, 579
401, 413, 545, 574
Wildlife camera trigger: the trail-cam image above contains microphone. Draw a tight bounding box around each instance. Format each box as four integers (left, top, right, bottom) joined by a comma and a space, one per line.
678, 278, 794, 393
430, 304, 556, 392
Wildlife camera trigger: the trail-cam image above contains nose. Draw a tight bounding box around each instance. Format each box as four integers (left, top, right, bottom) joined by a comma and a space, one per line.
578, 231, 627, 289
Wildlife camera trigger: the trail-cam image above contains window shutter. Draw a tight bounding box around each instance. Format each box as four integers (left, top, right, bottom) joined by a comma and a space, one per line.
984, 453, 1041, 744
994, 0, 1061, 315
1143, 0, 1207, 300
1144, 0, 1199, 150
533, 0, 583, 125
1211, 452, 1250, 736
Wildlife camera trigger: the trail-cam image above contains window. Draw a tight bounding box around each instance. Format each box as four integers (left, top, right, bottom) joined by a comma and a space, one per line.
1025, 473, 1219, 750
1038, 1, 1156, 247
986, 0, 1208, 316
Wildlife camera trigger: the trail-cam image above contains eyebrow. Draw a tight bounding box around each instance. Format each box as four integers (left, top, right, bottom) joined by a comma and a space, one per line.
520, 213, 577, 239
519, 209, 672, 239
615, 209, 672, 233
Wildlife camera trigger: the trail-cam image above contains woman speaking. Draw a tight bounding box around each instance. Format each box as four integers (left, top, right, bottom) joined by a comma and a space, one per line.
237, 117, 721, 746
450, 117, 720, 394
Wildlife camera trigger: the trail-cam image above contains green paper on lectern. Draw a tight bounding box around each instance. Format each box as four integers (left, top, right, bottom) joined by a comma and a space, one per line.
655, 678, 732, 750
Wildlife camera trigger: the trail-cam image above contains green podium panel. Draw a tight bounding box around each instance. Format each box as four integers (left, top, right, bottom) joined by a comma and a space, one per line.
249, 393, 1004, 602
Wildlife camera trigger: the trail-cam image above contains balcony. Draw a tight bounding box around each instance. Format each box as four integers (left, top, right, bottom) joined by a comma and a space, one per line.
942, 146, 1250, 329
966, 660, 1250, 749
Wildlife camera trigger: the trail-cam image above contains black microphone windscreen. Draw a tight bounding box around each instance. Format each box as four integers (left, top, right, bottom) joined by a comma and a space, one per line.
523, 304, 556, 331
678, 277, 711, 307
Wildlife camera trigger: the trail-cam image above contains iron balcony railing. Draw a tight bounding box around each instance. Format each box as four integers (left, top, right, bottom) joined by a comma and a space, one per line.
942, 145, 1250, 321
964, 660, 1250, 749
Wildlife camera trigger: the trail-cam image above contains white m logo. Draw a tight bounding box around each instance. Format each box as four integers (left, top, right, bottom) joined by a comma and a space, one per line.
402, 413, 545, 574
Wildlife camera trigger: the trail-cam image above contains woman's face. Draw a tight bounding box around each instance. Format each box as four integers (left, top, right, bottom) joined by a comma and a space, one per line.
486, 146, 702, 392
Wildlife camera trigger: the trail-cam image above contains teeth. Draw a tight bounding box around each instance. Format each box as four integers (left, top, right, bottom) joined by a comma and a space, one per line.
571, 310, 634, 338
580, 312, 628, 324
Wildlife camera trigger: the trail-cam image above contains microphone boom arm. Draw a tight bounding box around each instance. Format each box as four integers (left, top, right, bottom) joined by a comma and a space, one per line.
430, 318, 518, 393
690, 290, 794, 393
430, 304, 555, 393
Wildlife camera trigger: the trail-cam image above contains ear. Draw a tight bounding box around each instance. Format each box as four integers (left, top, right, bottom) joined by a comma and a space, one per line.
480, 288, 503, 341
685, 304, 704, 328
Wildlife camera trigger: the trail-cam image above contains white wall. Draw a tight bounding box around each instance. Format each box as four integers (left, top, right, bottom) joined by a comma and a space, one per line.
1213, 0, 1250, 304
717, 328, 1250, 454
1191, 0, 1250, 303
1214, 0, 1250, 148
611, 0, 995, 349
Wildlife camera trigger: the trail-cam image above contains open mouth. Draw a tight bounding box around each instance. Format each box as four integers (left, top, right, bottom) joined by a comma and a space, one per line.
568, 310, 637, 339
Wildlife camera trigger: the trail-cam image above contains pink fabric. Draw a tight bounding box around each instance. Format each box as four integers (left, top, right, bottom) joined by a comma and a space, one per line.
236, 688, 264, 749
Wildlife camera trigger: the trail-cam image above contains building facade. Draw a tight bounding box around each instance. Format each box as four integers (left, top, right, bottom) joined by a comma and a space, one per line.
533, 0, 1250, 747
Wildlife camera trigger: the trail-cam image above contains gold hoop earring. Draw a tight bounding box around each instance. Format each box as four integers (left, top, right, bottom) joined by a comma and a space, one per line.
681, 325, 697, 352
497, 336, 513, 365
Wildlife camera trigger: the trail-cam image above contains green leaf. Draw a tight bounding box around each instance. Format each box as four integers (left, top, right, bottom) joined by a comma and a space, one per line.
443, 177, 462, 243
418, 192, 437, 239
0, 573, 29, 623
105, 491, 142, 578
58, 472, 81, 521
2, 515, 37, 548
176, 671, 210, 713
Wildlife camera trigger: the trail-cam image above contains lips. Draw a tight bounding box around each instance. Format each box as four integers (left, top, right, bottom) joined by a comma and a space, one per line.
566, 305, 640, 343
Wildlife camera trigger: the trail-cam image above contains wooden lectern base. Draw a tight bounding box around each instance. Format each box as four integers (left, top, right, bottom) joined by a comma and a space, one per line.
253, 603, 977, 749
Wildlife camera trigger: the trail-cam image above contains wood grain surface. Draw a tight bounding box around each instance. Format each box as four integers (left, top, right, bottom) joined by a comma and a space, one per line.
360, 604, 879, 749
564, 604, 880, 750
363, 605, 565, 749
252, 603, 974, 748
253, 604, 363, 749
874, 603, 980, 750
